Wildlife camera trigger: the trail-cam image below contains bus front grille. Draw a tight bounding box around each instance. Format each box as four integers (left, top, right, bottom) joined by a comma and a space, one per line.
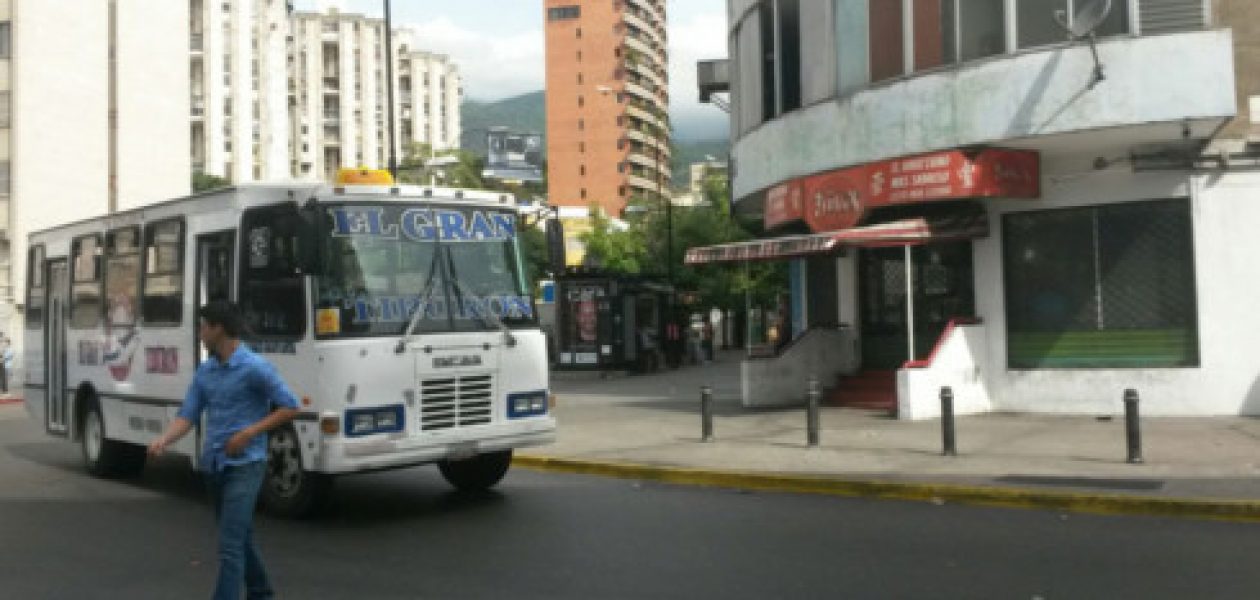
419, 375, 494, 431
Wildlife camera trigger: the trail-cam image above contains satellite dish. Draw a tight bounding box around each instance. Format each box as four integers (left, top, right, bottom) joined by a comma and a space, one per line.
1055, 0, 1112, 39
1054, 0, 1112, 88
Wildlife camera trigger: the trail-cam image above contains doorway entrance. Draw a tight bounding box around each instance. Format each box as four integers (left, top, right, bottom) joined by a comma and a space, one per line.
858, 242, 975, 369
44, 259, 70, 435
193, 230, 236, 362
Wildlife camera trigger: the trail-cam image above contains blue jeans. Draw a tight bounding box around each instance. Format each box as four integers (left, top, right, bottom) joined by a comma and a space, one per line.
205, 461, 274, 600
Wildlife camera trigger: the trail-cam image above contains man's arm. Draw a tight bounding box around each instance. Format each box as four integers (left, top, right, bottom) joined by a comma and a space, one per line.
225, 361, 301, 457
152, 373, 207, 457
224, 407, 298, 457
148, 417, 194, 457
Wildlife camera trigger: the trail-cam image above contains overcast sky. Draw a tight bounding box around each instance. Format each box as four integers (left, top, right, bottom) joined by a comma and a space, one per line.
297, 0, 729, 139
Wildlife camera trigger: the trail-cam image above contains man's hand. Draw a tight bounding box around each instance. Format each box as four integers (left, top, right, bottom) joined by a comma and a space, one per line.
225, 429, 254, 457
148, 417, 194, 458
147, 437, 168, 458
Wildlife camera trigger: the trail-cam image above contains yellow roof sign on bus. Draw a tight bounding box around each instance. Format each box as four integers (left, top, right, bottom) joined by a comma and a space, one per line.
335, 168, 394, 186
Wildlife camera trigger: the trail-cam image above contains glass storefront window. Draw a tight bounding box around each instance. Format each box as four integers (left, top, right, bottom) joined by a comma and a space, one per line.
1003, 199, 1199, 369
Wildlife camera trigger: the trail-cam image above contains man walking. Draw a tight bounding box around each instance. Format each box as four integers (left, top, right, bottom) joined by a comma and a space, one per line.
149, 301, 300, 600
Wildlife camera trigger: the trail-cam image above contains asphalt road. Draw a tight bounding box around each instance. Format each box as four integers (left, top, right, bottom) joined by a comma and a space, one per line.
3, 404, 1260, 599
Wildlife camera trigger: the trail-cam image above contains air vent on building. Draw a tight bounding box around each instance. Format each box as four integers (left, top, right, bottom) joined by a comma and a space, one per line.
1138, 0, 1207, 35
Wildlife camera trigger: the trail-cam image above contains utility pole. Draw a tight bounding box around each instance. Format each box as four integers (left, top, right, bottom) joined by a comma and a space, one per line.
383, 0, 398, 179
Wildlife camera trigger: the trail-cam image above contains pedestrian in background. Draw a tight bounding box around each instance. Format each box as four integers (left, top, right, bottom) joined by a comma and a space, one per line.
0, 335, 13, 394
149, 301, 299, 600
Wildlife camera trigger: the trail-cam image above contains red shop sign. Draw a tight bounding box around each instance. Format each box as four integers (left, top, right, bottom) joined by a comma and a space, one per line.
784, 149, 1039, 233
763, 180, 806, 229
868, 149, 1039, 206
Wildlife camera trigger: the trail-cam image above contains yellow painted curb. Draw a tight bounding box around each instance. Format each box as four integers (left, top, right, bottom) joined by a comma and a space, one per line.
514, 454, 1260, 523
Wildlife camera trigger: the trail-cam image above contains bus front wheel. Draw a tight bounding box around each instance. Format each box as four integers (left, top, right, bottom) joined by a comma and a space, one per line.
260, 425, 331, 518
438, 450, 512, 492
80, 399, 145, 478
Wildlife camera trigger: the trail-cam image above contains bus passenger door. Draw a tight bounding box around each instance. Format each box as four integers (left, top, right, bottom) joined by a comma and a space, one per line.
45, 259, 69, 435
194, 230, 236, 363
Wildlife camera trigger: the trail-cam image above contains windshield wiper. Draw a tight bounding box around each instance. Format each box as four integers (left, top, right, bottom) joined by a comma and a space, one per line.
395, 246, 445, 354
445, 248, 517, 348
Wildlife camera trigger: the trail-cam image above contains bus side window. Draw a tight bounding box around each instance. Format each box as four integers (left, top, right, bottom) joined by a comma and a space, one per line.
104, 226, 142, 330
26, 245, 45, 330
142, 219, 185, 326
240, 205, 306, 338
70, 234, 103, 329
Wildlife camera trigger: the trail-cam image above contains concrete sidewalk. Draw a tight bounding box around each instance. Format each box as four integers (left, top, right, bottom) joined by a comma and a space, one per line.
522, 349, 1260, 519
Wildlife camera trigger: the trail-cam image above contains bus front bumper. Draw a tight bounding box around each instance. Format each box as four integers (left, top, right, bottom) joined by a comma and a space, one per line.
316, 418, 556, 474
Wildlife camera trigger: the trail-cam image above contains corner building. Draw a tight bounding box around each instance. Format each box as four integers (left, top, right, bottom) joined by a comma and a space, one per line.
696, 0, 1260, 417
544, 0, 671, 216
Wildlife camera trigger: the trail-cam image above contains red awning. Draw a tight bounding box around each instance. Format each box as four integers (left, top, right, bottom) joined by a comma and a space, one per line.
684, 212, 988, 265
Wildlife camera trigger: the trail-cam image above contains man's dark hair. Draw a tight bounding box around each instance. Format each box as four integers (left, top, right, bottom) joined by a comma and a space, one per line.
198, 301, 245, 338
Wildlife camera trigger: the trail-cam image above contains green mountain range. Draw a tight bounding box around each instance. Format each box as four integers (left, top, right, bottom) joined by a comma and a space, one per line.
461, 91, 729, 189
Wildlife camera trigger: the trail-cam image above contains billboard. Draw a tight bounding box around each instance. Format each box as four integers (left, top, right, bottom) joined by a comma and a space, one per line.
483, 128, 544, 183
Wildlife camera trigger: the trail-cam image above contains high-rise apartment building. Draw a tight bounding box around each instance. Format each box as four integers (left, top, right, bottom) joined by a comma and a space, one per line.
190, 0, 290, 182
7, 0, 189, 338
544, 0, 670, 216
194, 1, 463, 183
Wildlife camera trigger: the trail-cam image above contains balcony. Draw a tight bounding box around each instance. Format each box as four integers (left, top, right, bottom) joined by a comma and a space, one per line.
626, 0, 664, 25
731, 29, 1237, 200
625, 57, 664, 89
623, 13, 661, 47
626, 174, 660, 191
626, 103, 665, 129
627, 151, 659, 169
624, 80, 656, 103
623, 36, 658, 65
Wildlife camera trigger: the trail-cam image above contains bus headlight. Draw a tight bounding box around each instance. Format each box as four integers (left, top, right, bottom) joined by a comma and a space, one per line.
345, 406, 406, 437
507, 391, 549, 419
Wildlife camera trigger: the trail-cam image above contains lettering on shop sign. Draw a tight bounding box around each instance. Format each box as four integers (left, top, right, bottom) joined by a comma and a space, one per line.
329, 207, 517, 242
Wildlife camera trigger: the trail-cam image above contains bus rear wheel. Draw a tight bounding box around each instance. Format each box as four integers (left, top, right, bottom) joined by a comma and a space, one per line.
438, 450, 512, 492
81, 399, 145, 478
260, 425, 331, 518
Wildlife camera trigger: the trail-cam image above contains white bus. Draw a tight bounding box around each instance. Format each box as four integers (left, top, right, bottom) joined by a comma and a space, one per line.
23, 178, 556, 516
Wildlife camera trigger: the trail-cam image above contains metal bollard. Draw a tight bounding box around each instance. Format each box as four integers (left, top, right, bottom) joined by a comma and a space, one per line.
941, 387, 957, 457
1124, 388, 1143, 464
701, 385, 714, 443
807, 377, 820, 447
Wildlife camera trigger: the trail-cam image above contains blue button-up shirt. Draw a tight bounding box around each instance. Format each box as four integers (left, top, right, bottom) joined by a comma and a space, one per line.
177, 344, 300, 472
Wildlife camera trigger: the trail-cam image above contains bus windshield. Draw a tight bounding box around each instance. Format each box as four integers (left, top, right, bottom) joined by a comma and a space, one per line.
313, 202, 535, 338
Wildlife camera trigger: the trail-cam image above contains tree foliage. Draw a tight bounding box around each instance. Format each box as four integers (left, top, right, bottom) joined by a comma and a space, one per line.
578, 177, 785, 310
192, 171, 231, 192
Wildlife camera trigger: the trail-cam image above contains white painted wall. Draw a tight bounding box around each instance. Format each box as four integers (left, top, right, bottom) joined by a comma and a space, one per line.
740, 327, 858, 408
11, 0, 189, 351
898, 324, 992, 420
117, 0, 191, 210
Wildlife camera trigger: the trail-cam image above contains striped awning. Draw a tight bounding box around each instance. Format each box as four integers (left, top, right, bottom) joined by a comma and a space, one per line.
684, 213, 988, 265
